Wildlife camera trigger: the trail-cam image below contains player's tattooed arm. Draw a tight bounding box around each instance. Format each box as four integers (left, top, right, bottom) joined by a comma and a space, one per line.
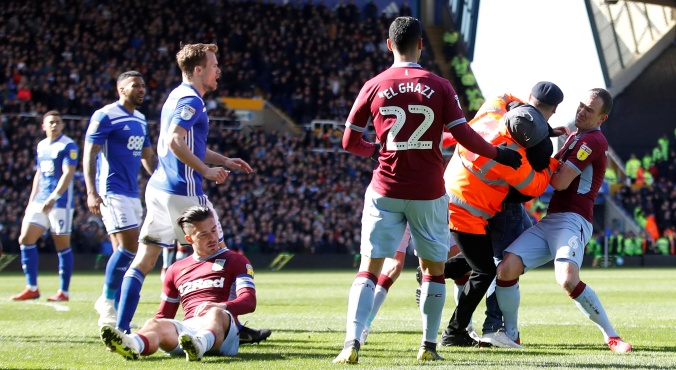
83, 142, 105, 215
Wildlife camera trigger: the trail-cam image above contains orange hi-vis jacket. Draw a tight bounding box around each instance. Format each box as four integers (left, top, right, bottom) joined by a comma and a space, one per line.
443, 94, 560, 234
442, 93, 523, 147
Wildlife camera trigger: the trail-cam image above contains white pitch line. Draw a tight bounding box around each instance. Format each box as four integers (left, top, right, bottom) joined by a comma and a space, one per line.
25, 300, 71, 312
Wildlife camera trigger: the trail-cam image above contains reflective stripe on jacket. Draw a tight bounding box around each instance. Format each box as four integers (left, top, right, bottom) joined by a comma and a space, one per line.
444, 95, 559, 234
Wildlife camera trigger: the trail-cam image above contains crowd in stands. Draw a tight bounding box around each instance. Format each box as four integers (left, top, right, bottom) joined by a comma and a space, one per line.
601, 132, 676, 256
0, 0, 439, 125
1, 0, 675, 259
0, 0, 440, 256
0, 113, 378, 256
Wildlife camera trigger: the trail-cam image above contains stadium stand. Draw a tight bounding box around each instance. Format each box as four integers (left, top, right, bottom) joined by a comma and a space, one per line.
1, 0, 674, 257
0, 0, 439, 255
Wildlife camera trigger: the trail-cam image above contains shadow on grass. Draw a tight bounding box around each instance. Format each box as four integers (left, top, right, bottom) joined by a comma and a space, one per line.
17, 336, 102, 345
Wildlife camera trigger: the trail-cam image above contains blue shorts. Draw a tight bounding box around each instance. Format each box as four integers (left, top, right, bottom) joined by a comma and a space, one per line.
360, 185, 450, 262
504, 212, 592, 271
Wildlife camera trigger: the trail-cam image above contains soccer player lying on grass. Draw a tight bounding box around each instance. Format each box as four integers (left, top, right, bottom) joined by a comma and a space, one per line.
100, 206, 270, 361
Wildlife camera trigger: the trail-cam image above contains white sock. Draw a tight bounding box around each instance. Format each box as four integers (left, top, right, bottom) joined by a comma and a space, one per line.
176, 250, 190, 261
345, 276, 376, 343
128, 334, 144, 353
573, 285, 619, 341
420, 281, 446, 343
162, 248, 174, 268
496, 282, 520, 340
453, 283, 463, 305
455, 283, 474, 330
197, 330, 215, 352
365, 285, 388, 329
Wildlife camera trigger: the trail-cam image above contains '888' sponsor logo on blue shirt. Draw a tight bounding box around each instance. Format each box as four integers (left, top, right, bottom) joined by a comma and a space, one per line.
127, 135, 145, 156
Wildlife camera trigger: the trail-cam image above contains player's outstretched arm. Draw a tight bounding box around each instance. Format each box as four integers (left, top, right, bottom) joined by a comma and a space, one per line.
167, 124, 228, 184
224, 158, 253, 174
205, 149, 253, 174
449, 123, 522, 169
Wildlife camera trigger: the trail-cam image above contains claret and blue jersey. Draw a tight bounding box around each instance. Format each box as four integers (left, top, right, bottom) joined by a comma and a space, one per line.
86, 102, 151, 198
149, 83, 210, 196
34, 135, 78, 208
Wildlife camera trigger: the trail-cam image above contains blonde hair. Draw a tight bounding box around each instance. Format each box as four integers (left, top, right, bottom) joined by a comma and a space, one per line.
176, 43, 218, 79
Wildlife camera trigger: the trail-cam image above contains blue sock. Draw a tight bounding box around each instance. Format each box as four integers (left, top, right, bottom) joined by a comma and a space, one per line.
117, 267, 145, 333
57, 247, 73, 292
20, 244, 39, 287
103, 247, 136, 301
114, 288, 121, 311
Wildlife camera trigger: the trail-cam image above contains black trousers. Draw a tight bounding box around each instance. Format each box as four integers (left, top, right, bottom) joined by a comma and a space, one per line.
446, 230, 496, 333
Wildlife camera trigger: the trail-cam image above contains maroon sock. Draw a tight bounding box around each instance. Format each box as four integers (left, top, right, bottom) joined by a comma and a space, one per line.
454, 274, 470, 286
137, 333, 151, 356
568, 281, 586, 299
422, 274, 445, 284
376, 274, 394, 291
496, 278, 519, 287
356, 271, 378, 285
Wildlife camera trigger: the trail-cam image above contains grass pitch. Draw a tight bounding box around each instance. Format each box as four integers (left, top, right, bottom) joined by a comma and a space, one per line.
0, 267, 675, 369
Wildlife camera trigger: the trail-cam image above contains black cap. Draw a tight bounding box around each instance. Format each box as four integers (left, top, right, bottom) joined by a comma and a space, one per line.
506, 106, 550, 148
531, 81, 564, 106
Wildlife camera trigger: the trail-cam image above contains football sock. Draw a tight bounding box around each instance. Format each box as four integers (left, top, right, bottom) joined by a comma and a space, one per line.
162, 247, 174, 269
57, 247, 73, 293
454, 276, 474, 330
453, 275, 469, 305
571, 282, 619, 340
345, 271, 377, 343
117, 267, 145, 333
198, 330, 216, 352
496, 278, 520, 340
103, 247, 136, 300
483, 278, 504, 334
20, 244, 39, 288
365, 274, 394, 329
129, 333, 146, 354
176, 246, 191, 261
420, 275, 445, 343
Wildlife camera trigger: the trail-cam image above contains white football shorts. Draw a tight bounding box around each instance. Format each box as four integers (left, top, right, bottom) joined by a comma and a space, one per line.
167, 310, 239, 357
100, 194, 143, 234
22, 202, 74, 235
139, 188, 223, 247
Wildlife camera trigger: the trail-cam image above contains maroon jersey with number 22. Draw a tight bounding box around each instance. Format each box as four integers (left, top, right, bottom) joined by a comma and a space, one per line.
346, 62, 466, 200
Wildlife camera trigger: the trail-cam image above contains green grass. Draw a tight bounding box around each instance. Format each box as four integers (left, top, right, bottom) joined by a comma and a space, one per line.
1, 267, 675, 369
